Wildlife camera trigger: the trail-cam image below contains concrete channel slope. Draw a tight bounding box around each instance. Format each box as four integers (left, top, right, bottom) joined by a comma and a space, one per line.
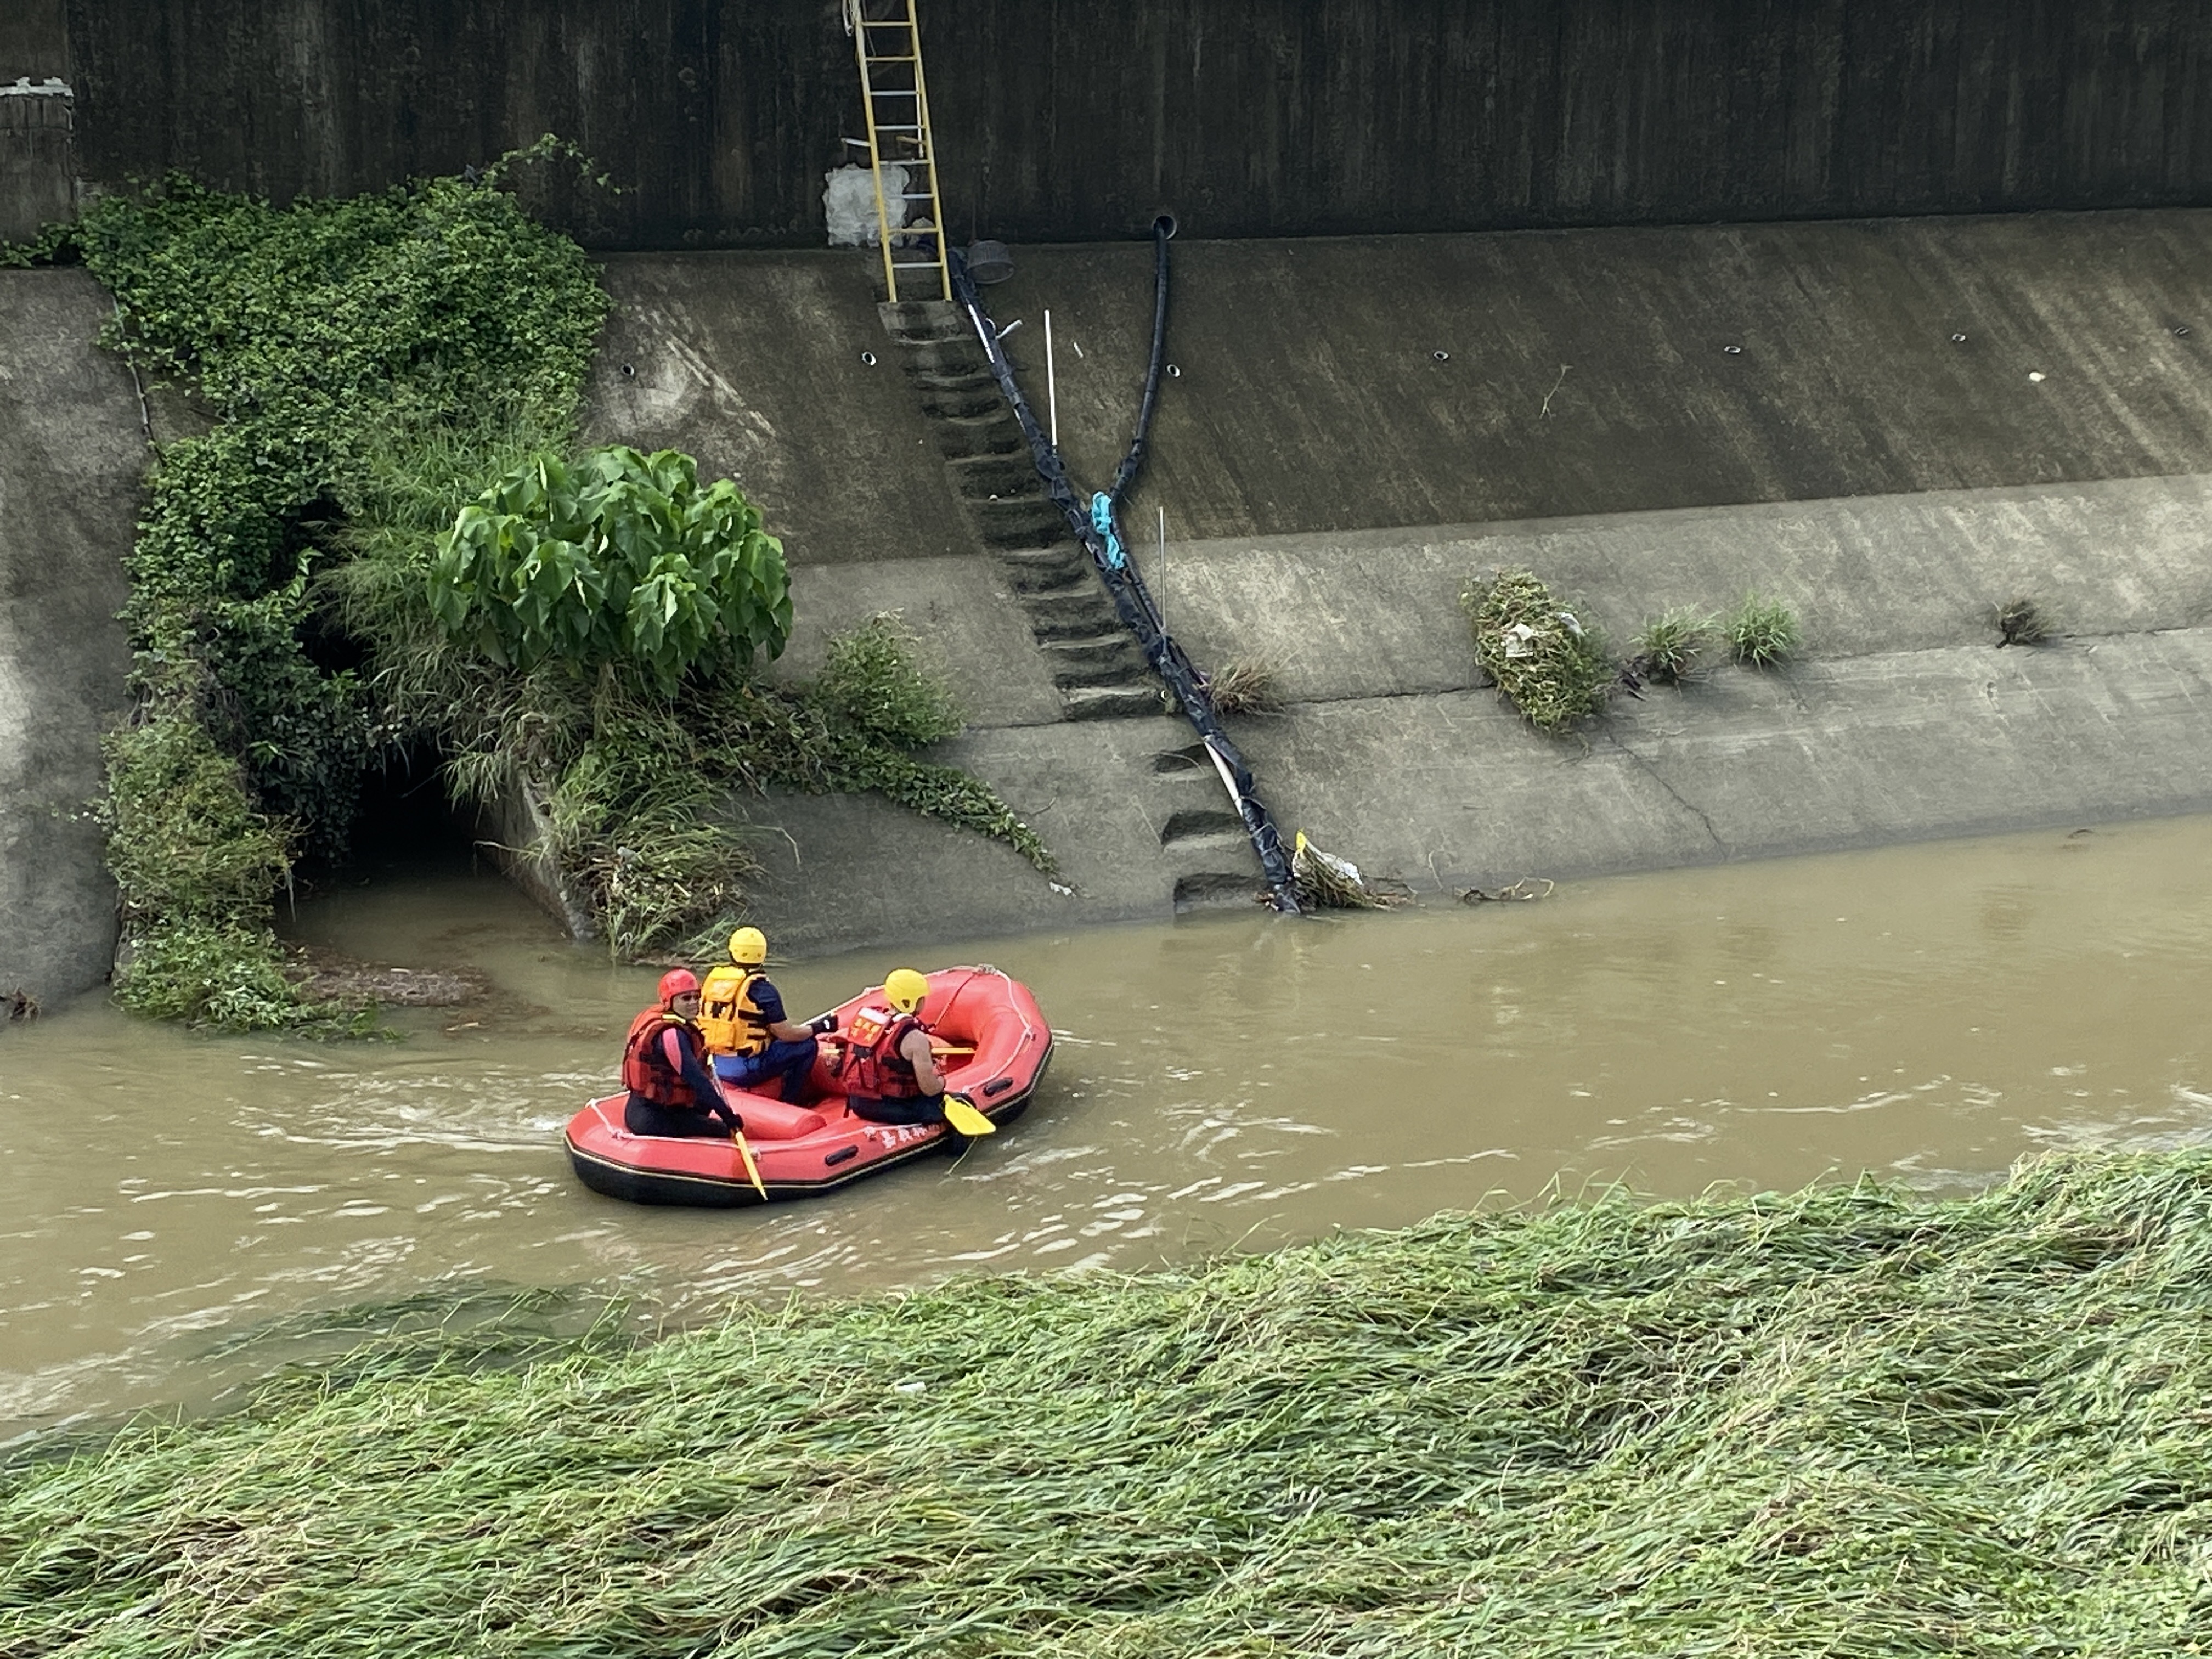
11, 211, 2212, 992
0, 268, 141, 1003
583, 211, 2212, 956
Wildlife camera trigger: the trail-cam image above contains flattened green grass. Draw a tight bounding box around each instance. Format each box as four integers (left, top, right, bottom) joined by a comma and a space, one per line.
8, 1151, 2212, 1655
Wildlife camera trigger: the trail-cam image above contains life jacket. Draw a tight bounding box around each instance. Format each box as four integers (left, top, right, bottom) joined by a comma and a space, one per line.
622, 1008, 703, 1107
836, 1003, 926, 1100
698, 966, 775, 1057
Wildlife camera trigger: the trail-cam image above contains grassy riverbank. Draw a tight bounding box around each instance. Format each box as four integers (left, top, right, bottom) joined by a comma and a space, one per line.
7, 1151, 2212, 1655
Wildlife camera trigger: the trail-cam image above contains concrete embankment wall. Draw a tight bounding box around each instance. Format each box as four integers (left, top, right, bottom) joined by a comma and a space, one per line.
19, 1, 2212, 251
733, 476, 2212, 958
11, 210, 2212, 987
0, 268, 141, 1002
1173, 481, 2212, 894
580, 212, 2212, 956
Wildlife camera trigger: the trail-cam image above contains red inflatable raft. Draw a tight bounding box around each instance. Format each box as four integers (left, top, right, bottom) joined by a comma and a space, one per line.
564, 964, 1051, 1206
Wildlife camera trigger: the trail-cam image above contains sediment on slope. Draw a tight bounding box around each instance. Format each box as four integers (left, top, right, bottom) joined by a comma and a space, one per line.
6, 1150, 2210, 1655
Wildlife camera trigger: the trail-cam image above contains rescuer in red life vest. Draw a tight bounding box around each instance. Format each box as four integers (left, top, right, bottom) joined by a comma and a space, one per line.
839, 968, 995, 1139
621, 968, 746, 1140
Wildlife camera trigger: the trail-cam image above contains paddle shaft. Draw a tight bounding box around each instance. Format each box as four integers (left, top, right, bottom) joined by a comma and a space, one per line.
819, 1035, 975, 1059
731, 1127, 766, 1198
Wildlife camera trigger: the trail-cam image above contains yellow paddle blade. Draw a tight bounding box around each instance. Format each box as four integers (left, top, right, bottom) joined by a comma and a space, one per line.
732, 1128, 768, 1198
942, 1094, 996, 1137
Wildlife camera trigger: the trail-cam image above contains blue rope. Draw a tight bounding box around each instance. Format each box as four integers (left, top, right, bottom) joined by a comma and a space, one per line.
1090, 493, 1127, 569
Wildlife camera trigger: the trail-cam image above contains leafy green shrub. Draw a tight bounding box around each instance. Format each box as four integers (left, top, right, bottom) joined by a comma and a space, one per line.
1462, 569, 1613, 732
431, 447, 791, 693
101, 716, 295, 926
782, 620, 1046, 874
806, 613, 963, 748
117, 918, 299, 1028
1725, 593, 1801, 667
537, 692, 758, 958
1632, 607, 1718, 685
100, 717, 294, 1028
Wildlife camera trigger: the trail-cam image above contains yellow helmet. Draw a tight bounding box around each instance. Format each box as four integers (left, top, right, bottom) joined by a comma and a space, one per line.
883, 967, 929, 1014
727, 927, 768, 966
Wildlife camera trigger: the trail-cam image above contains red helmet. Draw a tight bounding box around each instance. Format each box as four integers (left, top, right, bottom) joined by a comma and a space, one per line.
658, 968, 700, 1006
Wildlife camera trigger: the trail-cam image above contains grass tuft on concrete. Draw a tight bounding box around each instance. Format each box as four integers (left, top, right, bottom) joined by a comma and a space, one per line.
1631, 606, 1719, 685
1725, 592, 1801, 667
7, 1150, 2212, 1656
1207, 656, 1286, 716
1997, 598, 2050, 647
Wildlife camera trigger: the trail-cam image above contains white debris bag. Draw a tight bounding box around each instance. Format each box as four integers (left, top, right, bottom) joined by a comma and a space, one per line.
823, 163, 910, 247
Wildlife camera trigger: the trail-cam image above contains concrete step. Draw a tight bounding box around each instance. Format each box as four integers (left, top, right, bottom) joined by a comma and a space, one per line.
933, 413, 1024, 459
1149, 741, 1212, 775
1018, 586, 1120, 640
1149, 767, 1235, 822
918, 383, 1003, 421
1041, 630, 1148, 685
898, 338, 988, 376
879, 300, 964, 344
947, 451, 1043, 498
1062, 683, 1166, 721
972, 496, 1069, 550
997, 546, 1091, 595
1173, 871, 1264, 912
1164, 828, 1258, 864
1159, 807, 1246, 847
909, 369, 996, 397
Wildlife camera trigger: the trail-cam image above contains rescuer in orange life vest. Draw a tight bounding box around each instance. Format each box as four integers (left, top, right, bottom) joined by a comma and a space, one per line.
698, 927, 838, 1102
621, 968, 746, 1140
838, 968, 995, 1139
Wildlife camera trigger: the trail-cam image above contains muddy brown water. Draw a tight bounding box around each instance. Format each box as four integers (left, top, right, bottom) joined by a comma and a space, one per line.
5, 817, 2211, 1443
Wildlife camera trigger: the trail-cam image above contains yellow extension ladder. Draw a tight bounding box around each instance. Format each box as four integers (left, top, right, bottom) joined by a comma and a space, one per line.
845, 0, 951, 302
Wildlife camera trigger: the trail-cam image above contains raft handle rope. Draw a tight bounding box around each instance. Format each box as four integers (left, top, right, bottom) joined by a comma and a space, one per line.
951, 222, 1302, 913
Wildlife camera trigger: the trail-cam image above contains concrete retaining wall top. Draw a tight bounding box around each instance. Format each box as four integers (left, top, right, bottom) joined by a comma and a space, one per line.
47, 0, 2212, 250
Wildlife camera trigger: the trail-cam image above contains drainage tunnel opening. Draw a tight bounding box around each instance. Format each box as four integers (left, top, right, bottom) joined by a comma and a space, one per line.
330, 751, 481, 881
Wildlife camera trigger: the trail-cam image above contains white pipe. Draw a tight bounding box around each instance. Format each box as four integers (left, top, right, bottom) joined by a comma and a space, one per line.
1200, 736, 1244, 814
1045, 309, 1058, 450
1157, 505, 1166, 638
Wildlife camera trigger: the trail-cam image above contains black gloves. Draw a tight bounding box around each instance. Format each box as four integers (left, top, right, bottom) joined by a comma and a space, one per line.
808, 1012, 838, 1035
718, 1109, 744, 1133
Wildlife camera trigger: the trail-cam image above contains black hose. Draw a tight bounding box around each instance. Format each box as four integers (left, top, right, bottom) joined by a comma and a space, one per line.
948, 237, 1303, 914
1107, 218, 1173, 506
